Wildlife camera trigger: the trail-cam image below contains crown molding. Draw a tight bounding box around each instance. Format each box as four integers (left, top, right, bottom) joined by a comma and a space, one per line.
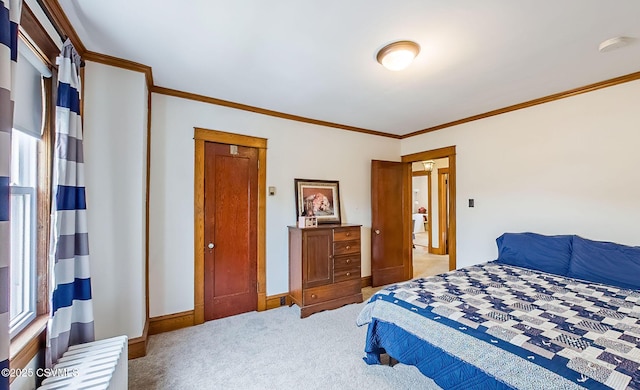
36, 1, 640, 140
152, 86, 400, 139
83, 51, 154, 89
402, 70, 640, 139
31, 1, 396, 138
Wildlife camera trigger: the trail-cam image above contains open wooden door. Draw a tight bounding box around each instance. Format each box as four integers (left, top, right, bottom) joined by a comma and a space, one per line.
371, 160, 412, 287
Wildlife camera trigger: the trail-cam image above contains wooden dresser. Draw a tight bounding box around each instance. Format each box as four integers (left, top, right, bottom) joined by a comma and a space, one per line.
288, 224, 363, 318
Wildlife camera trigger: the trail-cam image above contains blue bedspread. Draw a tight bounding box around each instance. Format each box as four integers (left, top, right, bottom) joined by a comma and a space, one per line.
357, 262, 640, 389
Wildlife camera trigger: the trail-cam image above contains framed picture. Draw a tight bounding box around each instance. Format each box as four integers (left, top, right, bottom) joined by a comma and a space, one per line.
294, 179, 341, 224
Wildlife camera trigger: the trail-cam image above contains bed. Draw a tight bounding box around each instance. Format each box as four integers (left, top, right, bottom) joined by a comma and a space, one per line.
357, 233, 640, 389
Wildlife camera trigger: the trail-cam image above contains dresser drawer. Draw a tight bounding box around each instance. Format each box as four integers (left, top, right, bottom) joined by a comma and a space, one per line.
333, 227, 360, 242
333, 267, 361, 283
303, 280, 360, 305
334, 254, 360, 270
333, 240, 360, 255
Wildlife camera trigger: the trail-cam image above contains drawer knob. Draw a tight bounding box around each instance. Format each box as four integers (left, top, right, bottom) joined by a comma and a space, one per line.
346, 272, 351, 276
311, 294, 317, 299
346, 246, 350, 250
346, 259, 351, 264
346, 232, 351, 236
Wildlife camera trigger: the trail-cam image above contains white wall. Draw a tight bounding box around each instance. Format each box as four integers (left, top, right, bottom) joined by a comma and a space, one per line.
83, 59, 640, 323
149, 94, 400, 317
401, 79, 640, 269
83, 62, 147, 339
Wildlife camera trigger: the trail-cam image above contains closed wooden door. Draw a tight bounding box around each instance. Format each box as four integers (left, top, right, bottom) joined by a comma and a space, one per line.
204, 142, 258, 320
371, 160, 412, 287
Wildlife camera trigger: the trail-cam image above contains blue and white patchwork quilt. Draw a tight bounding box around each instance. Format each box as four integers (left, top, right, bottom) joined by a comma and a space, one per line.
357, 262, 640, 389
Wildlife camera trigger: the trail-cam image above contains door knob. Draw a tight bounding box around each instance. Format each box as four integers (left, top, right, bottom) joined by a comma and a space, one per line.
208, 242, 215, 249
375, 230, 380, 235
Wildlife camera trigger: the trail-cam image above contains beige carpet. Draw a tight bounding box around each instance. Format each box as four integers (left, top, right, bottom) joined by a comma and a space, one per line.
129, 302, 440, 389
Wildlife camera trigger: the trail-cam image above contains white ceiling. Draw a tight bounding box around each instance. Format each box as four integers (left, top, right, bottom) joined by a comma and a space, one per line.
58, 0, 640, 136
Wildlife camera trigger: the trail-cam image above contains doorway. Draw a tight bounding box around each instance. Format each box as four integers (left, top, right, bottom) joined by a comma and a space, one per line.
370, 146, 456, 287
194, 128, 267, 325
410, 159, 450, 278
403, 147, 456, 274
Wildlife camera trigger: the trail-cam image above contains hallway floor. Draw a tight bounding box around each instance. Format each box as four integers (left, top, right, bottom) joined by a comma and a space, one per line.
413, 232, 449, 278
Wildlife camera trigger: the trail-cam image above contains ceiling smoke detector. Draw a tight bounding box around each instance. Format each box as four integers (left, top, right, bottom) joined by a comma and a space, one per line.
598, 36, 633, 53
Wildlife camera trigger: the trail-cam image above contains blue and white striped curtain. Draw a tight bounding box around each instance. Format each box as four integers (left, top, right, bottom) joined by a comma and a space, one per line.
1, 1, 22, 388
46, 39, 94, 367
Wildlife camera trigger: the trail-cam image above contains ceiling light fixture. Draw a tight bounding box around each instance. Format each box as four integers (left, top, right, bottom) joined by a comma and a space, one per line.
598, 36, 633, 53
422, 160, 435, 172
376, 40, 420, 71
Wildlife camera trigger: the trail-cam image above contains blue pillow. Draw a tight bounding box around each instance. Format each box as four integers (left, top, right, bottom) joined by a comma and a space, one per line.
567, 236, 640, 290
495, 232, 573, 276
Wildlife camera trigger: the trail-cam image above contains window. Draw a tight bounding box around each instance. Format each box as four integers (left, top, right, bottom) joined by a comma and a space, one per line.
9, 130, 38, 337
9, 36, 51, 339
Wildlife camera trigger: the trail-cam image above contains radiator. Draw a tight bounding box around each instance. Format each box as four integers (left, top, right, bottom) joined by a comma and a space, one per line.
38, 335, 128, 390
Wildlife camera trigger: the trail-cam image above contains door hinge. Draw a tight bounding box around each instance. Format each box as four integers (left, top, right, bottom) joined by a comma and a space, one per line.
257, 160, 260, 170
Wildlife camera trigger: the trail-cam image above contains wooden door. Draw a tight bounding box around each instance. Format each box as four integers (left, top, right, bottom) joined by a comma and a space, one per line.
371, 160, 412, 287
204, 142, 258, 320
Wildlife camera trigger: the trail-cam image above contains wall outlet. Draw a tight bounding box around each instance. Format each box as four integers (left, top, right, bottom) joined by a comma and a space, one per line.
469, 199, 475, 207
280, 296, 286, 306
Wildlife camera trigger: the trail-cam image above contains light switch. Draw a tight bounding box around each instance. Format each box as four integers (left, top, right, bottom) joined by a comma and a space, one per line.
268, 186, 276, 196
469, 199, 474, 207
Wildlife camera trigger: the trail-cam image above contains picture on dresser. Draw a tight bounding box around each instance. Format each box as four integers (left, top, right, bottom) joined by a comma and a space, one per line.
294, 178, 341, 224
